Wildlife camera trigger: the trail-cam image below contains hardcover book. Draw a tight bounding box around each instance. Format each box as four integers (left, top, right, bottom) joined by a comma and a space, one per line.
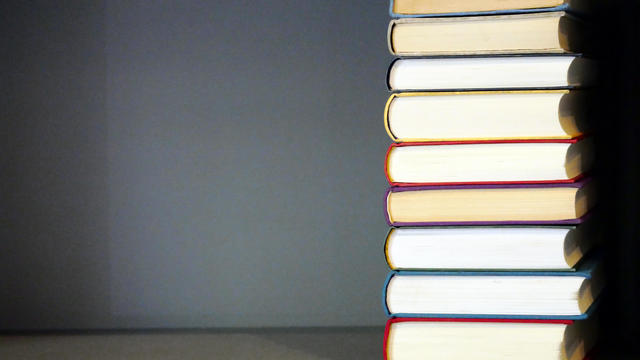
384, 138, 593, 185
384, 223, 597, 270
388, 12, 586, 56
387, 56, 595, 91
384, 179, 595, 226
382, 254, 602, 319
384, 317, 597, 360
389, 0, 593, 18
384, 91, 589, 142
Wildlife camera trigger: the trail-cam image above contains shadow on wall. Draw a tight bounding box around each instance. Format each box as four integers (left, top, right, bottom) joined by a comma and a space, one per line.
1, 1, 112, 329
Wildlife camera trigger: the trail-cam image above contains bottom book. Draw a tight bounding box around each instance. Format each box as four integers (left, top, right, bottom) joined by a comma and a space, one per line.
384, 317, 596, 360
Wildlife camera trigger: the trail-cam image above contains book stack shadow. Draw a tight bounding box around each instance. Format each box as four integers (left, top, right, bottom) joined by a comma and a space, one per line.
381, 1, 602, 359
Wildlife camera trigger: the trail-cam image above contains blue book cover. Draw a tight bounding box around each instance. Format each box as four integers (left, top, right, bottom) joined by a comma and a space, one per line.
382, 254, 601, 320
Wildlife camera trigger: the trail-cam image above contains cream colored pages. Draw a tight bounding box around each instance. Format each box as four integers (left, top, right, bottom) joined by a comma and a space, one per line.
387, 143, 574, 183
387, 321, 566, 360
386, 227, 573, 269
388, 57, 579, 91
386, 91, 573, 141
387, 187, 580, 222
386, 275, 585, 315
392, 0, 565, 14
390, 13, 565, 55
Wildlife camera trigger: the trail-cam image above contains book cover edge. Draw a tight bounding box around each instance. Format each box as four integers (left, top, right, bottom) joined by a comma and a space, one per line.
389, 0, 572, 18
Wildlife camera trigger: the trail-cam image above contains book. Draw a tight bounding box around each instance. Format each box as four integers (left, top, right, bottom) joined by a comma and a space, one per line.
383, 317, 597, 360
382, 254, 602, 319
388, 12, 586, 56
387, 56, 595, 92
389, 0, 593, 18
385, 139, 592, 185
385, 223, 597, 270
384, 91, 589, 142
384, 179, 595, 226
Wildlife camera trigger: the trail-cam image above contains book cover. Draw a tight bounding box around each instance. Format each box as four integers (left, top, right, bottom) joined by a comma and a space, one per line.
383, 317, 596, 360
383, 90, 587, 143
382, 224, 592, 271
382, 253, 600, 319
384, 139, 586, 186
387, 12, 587, 56
385, 55, 588, 92
388, 0, 586, 18
384, 178, 592, 227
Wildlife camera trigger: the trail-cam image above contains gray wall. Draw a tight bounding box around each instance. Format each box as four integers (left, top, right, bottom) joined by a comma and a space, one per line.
1, 1, 392, 329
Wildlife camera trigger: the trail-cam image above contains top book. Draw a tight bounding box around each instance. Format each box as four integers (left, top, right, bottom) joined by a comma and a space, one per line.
390, 0, 593, 17
388, 12, 587, 56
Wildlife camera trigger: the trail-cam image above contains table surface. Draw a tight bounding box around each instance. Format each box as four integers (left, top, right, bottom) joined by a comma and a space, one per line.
0, 327, 383, 360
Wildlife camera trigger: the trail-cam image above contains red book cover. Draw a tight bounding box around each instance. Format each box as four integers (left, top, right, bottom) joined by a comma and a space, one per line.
384, 317, 583, 360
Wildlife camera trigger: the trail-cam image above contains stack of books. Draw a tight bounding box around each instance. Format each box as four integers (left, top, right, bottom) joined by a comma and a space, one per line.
381, 1, 601, 359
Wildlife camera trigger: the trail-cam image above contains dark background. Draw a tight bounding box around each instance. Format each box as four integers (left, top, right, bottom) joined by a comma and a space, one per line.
2, 0, 639, 358
593, 0, 640, 358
